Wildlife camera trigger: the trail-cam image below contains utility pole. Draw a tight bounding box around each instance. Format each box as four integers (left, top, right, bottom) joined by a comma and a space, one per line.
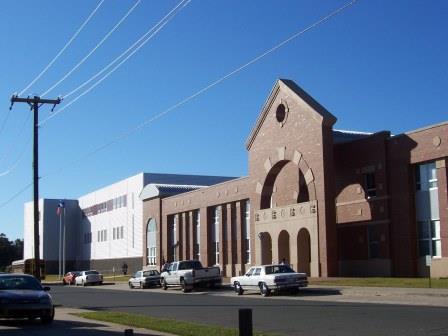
10, 95, 61, 280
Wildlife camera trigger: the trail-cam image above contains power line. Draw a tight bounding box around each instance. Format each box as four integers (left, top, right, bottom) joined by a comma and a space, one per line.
41, 0, 142, 98
0, 181, 33, 210
39, 0, 191, 126
40, 0, 358, 179
19, 0, 105, 96
0, 112, 31, 166
0, 134, 32, 177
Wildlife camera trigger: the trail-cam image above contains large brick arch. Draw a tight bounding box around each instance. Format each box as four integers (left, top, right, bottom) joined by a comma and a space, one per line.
255, 147, 317, 209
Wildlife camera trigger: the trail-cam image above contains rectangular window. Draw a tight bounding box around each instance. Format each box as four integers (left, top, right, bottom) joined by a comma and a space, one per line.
120, 226, 124, 239
104, 229, 107, 241
97, 231, 100, 242
418, 220, 441, 257
194, 210, 200, 260
113, 227, 116, 240
368, 226, 379, 259
212, 207, 220, 265
243, 200, 251, 264
364, 172, 376, 198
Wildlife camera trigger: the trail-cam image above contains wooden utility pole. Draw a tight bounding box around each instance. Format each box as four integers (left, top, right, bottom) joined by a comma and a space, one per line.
10, 95, 61, 280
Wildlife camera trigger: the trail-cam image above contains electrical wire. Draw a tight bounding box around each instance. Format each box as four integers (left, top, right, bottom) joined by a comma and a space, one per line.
18, 0, 105, 96
0, 112, 31, 166
39, 0, 190, 126
40, 0, 359, 180
41, 0, 142, 98
0, 181, 33, 210
0, 135, 32, 177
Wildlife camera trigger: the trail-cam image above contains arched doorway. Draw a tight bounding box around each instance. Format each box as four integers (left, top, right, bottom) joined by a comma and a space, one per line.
297, 228, 311, 275
260, 232, 272, 265
278, 230, 290, 265
146, 218, 157, 266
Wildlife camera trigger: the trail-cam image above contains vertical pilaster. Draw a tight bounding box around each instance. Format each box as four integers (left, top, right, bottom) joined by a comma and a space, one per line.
189, 211, 194, 260
219, 205, 226, 269
200, 207, 209, 266
226, 203, 235, 276
182, 212, 188, 260
436, 159, 448, 257
235, 201, 243, 275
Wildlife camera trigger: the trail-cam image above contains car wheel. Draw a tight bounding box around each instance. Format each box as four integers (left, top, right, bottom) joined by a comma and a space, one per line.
82, 280, 86, 287
259, 283, 270, 297
129, 282, 133, 289
41, 308, 55, 324
180, 279, 190, 293
140, 282, 145, 289
162, 279, 168, 290
234, 282, 244, 296
62, 279, 66, 285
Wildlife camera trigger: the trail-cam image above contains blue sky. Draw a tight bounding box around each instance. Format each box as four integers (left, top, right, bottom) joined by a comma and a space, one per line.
0, 0, 447, 240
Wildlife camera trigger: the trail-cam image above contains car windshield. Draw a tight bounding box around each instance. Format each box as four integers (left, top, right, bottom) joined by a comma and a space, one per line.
143, 270, 159, 277
265, 265, 295, 274
0, 276, 42, 290
178, 261, 202, 270
85, 271, 99, 275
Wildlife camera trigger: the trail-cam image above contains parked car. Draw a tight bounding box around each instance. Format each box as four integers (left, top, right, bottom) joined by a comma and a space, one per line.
230, 264, 308, 297
0, 273, 54, 324
160, 260, 221, 293
128, 269, 161, 289
62, 271, 80, 285
75, 270, 103, 286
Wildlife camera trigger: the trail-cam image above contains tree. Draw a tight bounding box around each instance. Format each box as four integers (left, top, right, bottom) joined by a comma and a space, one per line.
0, 233, 23, 271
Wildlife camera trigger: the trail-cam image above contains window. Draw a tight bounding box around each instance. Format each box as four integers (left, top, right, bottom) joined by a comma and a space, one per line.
120, 226, 124, 239
97, 231, 100, 242
368, 226, 379, 259
364, 172, 376, 198
113, 228, 116, 240
253, 268, 261, 276
243, 200, 251, 264
418, 220, 441, 257
147, 218, 157, 265
211, 207, 220, 265
193, 210, 200, 260
415, 162, 440, 257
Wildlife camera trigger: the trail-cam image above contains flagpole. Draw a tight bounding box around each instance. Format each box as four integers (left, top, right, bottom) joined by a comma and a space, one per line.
63, 206, 66, 277
59, 205, 62, 280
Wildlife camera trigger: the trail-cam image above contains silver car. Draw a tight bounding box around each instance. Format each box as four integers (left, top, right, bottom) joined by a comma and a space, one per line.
75, 270, 103, 286
129, 269, 161, 289
0, 274, 54, 324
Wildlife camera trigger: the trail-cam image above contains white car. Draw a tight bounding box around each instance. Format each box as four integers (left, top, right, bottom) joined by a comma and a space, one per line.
230, 264, 308, 297
128, 269, 161, 289
75, 270, 103, 286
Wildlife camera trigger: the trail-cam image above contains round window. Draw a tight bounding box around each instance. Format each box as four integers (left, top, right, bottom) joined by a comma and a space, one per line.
276, 103, 286, 123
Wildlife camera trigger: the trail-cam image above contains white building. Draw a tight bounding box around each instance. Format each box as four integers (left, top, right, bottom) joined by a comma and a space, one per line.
23, 172, 235, 274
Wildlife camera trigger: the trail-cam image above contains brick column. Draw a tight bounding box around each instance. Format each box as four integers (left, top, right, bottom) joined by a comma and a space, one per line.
182, 212, 188, 260
175, 214, 181, 261
163, 215, 170, 262
200, 207, 209, 266
189, 211, 194, 260
226, 203, 235, 277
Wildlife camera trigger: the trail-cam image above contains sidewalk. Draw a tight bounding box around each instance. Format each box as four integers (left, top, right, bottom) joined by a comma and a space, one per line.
56, 307, 176, 336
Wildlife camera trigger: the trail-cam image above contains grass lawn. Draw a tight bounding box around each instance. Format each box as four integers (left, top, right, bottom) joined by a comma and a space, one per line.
310, 277, 448, 288
76, 311, 276, 336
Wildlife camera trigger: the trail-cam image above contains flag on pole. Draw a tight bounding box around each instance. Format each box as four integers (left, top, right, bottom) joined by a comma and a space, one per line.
57, 201, 65, 216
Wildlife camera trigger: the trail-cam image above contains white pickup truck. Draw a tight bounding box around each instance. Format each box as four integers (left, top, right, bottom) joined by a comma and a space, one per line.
230, 264, 308, 296
160, 260, 222, 293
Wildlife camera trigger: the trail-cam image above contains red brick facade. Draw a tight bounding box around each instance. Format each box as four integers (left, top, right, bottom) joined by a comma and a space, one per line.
142, 79, 448, 278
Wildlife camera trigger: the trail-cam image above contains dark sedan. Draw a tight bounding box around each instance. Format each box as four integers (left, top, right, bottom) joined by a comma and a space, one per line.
0, 274, 54, 324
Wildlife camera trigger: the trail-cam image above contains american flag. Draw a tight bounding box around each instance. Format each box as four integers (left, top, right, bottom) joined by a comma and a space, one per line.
57, 201, 65, 216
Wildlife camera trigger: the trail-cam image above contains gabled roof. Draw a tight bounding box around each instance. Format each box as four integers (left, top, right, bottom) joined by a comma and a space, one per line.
139, 183, 205, 201
246, 79, 337, 150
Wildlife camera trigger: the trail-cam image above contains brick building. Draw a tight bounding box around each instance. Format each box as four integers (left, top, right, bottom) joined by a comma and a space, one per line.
140, 79, 448, 278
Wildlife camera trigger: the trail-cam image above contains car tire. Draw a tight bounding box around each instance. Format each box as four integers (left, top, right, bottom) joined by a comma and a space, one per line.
62, 279, 66, 285
41, 308, 55, 324
82, 280, 86, 287
140, 282, 145, 289
234, 282, 244, 296
259, 282, 270, 297
180, 279, 190, 293
129, 282, 133, 289
162, 279, 168, 290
